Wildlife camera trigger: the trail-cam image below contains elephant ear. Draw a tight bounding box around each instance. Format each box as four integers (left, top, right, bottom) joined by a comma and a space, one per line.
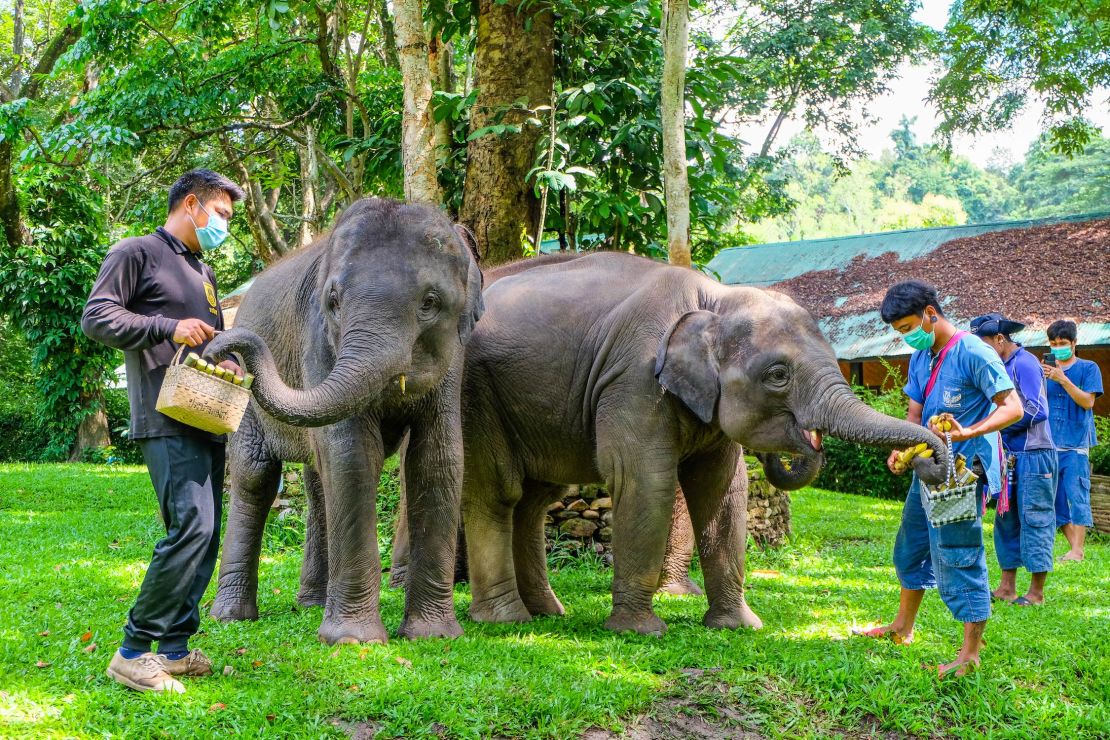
455, 224, 485, 345
654, 310, 721, 424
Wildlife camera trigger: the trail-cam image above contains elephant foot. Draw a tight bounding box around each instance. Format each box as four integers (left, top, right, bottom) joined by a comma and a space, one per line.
397, 614, 464, 640
387, 566, 408, 590
318, 614, 388, 645
296, 589, 327, 608
523, 590, 565, 617
210, 590, 259, 622
657, 576, 704, 596
604, 608, 667, 637
468, 594, 533, 624
704, 601, 763, 631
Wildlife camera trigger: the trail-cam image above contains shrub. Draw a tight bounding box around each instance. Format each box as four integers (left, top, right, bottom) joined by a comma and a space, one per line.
814, 362, 912, 500
1092, 416, 1110, 477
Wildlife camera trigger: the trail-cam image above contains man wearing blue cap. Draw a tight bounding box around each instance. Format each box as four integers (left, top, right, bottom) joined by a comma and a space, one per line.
971, 312, 1058, 607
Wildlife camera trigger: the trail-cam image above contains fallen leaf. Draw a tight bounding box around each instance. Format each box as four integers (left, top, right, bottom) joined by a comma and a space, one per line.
81, 631, 92, 643
39, 631, 49, 637
395, 656, 412, 669
236, 647, 247, 655
251, 660, 263, 668
222, 665, 235, 677
348, 684, 360, 692
35, 661, 51, 669
358, 648, 369, 661
265, 714, 276, 722
83, 643, 97, 654
440, 658, 448, 667
209, 703, 226, 712
272, 588, 281, 594
108, 540, 120, 550
53, 564, 61, 572
329, 648, 340, 659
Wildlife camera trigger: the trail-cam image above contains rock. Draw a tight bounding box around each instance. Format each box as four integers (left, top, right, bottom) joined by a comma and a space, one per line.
543, 515, 554, 526
547, 501, 565, 513
598, 526, 613, 542
582, 509, 600, 520
593, 542, 604, 554
592, 497, 613, 510
560, 519, 598, 538
556, 510, 581, 520
600, 511, 612, 525
566, 499, 590, 513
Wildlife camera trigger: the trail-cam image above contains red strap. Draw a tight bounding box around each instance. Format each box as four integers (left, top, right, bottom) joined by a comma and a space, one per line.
924, 331, 968, 399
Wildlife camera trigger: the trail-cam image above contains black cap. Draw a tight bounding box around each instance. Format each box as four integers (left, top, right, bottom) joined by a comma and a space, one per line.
970, 312, 1025, 338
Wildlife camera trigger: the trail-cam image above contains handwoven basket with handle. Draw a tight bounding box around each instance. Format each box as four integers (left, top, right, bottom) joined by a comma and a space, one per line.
920, 430, 979, 528
155, 343, 251, 434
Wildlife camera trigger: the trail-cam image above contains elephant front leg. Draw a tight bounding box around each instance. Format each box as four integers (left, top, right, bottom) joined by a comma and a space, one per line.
603, 458, 679, 636
679, 447, 762, 631
316, 422, 389, 645
297, 462, 328, 607
397, 390, 465, 639
211, 415, 281, 622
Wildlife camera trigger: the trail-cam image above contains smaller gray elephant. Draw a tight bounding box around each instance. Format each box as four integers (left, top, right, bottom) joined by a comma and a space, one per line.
204, 198, 482, 645
460, 252, 947, 635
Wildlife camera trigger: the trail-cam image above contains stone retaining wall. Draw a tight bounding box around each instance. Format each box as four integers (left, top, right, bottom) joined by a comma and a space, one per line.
543, 464, 791, 558
1091, 474, 1110, 535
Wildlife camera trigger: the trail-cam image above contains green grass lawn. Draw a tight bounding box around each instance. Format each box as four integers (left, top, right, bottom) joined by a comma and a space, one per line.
0, 464, 1107, 738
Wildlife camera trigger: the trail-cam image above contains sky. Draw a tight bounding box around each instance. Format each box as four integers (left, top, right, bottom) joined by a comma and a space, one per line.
734, 0, 1110, 167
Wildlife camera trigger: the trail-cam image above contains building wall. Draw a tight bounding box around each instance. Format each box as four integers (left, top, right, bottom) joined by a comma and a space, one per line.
839, 347, 1110, 416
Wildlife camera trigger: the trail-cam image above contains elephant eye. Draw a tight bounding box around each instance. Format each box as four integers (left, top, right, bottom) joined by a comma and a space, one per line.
763, 364, 790, 389
419, 290, 441, 319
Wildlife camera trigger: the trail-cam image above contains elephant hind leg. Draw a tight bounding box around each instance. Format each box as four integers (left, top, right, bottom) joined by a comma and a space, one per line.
212, 409, 281, 622
657, 486, 703, 596
297, 462, 327, 607
464, 466, 531, 624
513, 481, 567, 617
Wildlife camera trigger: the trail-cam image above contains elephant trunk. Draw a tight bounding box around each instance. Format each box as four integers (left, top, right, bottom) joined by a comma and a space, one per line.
204, 326, 402, 427
803, 373, 949, 486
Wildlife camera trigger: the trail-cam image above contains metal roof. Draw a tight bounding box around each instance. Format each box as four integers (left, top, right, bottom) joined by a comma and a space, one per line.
707, 211, 1110, 359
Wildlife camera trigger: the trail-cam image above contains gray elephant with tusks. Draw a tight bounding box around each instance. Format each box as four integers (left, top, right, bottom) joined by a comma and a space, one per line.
460, 251, 948, 635
202, 198, 482, 644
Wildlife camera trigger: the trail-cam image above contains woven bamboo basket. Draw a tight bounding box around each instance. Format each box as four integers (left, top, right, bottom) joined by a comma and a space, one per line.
156, 343, 251, 434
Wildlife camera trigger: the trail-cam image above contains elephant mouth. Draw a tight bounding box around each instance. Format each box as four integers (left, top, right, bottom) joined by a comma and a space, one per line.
796, 424, 824, 453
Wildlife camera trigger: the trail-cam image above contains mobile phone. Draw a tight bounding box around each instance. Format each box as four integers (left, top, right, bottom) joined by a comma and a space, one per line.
1042, 352, 1056, 367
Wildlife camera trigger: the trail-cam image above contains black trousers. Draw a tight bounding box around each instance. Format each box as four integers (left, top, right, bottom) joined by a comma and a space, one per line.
122, 435, 225, 653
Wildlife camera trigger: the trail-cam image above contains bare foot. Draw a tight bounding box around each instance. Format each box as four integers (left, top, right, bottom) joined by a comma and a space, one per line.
991, 588, 1017, 602
1059, 552, 1084, 563
852, 623, 913, 645
935, 656, 980, 679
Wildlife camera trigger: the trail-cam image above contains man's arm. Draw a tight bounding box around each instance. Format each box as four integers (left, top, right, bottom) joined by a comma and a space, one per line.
1043, 362, 1096, 410
82, 247, 213, 350
934, 389, 1023, 442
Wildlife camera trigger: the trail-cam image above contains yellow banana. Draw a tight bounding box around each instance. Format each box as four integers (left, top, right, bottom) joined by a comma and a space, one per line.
919, 449, 934, 459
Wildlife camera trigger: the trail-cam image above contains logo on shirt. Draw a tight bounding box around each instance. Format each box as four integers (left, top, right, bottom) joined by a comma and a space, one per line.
942, 387, 963, 408
203, 282, 217, 308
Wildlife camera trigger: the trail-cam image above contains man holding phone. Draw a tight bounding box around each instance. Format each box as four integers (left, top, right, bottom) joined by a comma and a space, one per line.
1043, 320, 1103, 562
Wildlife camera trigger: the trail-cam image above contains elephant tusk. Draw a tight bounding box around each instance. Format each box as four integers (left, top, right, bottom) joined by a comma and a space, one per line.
399, 374, 406, 395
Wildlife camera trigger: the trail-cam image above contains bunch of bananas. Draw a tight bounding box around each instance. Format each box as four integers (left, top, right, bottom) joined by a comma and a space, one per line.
928, 414, 954, 432
185, 352, 254, 390
893, 442, 934, 473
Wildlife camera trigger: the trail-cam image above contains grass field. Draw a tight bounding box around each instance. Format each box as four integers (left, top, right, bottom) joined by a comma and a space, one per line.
0, 464, 1107, 738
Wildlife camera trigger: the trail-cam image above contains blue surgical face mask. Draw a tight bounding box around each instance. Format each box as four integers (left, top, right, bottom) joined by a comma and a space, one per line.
189, 201, 229, 251
902, 314, 935, 351
1051, 345, 1073, 362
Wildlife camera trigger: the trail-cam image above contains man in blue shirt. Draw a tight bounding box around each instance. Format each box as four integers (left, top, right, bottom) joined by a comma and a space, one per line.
860, 281, 1021, 678
1043, 320, 1103, 562
971, 313, 1057, 606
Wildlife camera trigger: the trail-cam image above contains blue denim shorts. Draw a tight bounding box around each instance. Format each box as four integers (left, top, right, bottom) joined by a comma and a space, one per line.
994, 449, 1057, 573
1055, 449, 1093, 528
893, 478, 991, 623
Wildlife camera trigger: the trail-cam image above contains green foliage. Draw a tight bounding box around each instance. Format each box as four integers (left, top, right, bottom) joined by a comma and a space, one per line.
1, 464, 1107, 736
815, 362, 911, 499
0, 167, 118, 460
1092, 416, 1110, 478
1006, 135, 1110, 219
932, 0, 1110, 156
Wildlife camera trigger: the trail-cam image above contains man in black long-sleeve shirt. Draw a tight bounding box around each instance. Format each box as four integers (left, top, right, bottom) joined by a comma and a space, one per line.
83, 169, 245, 693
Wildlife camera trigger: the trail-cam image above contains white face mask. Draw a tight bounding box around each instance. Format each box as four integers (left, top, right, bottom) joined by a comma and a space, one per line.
189, 201, 230, 250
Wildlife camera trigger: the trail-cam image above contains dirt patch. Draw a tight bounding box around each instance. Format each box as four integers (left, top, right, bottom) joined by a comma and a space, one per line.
770, 218, 1110, 329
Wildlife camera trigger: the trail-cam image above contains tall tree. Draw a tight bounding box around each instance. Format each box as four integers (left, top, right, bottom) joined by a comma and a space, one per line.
660, 0, 690, 267
394, 0, 443, 203
932, 0, 1110, 155
459, 0, 554, 264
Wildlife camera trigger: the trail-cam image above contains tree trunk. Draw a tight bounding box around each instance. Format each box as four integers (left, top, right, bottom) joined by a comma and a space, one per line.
70, 402, 111, 462
460, 0, 554, 265
376, 0, 401, 70
429, 34, 454, 164
394, 0, 443, 204
661, 0, 691, 267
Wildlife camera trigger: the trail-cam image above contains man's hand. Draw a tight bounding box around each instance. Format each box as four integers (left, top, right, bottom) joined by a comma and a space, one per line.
929, 412, 971, 442
173, 318, 216, 347
217, 359, 244, 378
887, 448, 907, 475
1042, 362, 1066, 384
